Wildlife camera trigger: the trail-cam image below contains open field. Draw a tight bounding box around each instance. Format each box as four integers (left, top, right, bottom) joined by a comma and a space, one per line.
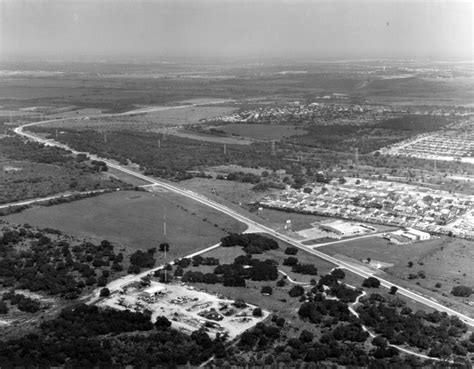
180, 177, 270, 206
319, 235, 474, 316
4, 190, 246, 260
213, 124, 308, 141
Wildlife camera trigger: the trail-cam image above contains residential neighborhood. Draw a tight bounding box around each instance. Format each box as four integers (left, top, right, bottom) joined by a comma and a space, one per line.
258, 177, 474, 239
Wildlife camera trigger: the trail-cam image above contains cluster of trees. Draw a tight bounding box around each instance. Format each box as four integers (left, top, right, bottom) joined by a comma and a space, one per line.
284, 246, 298, 255
362, 277, 381, 288
298, 297, 352, 324
2, 291, 41, 313
0, 304, 228, 367
0, 225, 124, 298
357, 297, 472, 360
179, 253, 279, 288
128, 249, 156, 274
292, 263, 318, 276
220, 233, 279, 254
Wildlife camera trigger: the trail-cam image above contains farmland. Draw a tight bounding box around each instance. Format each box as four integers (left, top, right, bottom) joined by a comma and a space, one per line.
4, 190, 246, 260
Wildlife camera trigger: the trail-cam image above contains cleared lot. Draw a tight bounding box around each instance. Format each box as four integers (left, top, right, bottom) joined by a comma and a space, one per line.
100, 281, 268, 339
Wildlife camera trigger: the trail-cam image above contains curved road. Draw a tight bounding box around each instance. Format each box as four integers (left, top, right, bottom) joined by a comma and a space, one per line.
13, 106, 474, 328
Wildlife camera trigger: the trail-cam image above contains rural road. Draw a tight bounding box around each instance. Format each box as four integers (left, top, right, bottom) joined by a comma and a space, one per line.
13, 106, 474, 327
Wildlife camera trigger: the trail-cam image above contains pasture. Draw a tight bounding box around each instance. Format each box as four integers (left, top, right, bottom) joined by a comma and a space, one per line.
4, 190, 246, 260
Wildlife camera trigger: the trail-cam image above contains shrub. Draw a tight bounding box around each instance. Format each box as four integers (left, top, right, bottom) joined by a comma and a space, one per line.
451, 285, 472, 297
100, 288, 110, 298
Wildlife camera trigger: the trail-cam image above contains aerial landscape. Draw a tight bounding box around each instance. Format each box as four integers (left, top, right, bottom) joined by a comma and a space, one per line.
0, 0, 473, 367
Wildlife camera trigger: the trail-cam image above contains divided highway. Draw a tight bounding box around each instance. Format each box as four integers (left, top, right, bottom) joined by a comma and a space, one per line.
13, 108, 474, 327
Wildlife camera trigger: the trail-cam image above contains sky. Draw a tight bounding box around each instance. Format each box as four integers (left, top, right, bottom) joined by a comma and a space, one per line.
0, 0, 472, 61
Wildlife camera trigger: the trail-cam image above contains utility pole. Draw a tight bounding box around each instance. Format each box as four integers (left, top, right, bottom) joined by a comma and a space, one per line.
158, 138, 161, 148
163, 211, 168, 283
104, 132, 107, 144
271, 140, 276, 156
223, 143, 227, 155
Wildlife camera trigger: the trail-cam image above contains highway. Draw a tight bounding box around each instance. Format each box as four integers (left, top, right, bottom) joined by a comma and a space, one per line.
13, 108, 474, 327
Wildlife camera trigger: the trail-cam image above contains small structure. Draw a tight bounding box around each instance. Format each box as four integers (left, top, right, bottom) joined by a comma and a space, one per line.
141, 284, 166, 301
3, 165, 22, 173
391, 228, 430, 242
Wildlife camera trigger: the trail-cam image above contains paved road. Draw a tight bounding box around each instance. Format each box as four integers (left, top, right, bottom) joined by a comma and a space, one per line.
0, 189, 108, 210
13, 109, 474, 327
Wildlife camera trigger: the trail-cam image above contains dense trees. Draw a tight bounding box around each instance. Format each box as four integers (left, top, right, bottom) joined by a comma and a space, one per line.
0, 304, 228, 367
357, 297, 470, 360
220, 233, 279, 254
0, 225, 124, 298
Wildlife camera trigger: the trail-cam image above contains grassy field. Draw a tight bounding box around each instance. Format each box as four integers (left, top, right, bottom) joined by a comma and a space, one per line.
180, 177, 270, 206
4, 190, 246, 260
218, 124, 308, 141
319, 235, 474, 316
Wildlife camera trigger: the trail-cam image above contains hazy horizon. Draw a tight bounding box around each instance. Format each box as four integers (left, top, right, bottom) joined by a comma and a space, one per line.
1, 0, 472, 62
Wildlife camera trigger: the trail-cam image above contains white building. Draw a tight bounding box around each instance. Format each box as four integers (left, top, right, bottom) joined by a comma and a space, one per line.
141, 283, 166, 301
405, 228, 430, 241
